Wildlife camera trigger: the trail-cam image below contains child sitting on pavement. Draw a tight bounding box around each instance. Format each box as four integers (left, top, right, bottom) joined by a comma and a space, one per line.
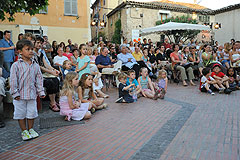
138, 67, 156, 99
10, 39, 45, 141
78, 73, 108, 110
154, 69, 168, 99
59, 72, 91, 121
115, 73, 134, 103
211, 63, 232, 94
200, 67, 225, 95
126, 70, 141, 96
227, 67, 240, 91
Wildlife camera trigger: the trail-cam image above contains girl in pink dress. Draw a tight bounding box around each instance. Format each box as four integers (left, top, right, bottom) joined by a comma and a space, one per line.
60, 72, 91, 121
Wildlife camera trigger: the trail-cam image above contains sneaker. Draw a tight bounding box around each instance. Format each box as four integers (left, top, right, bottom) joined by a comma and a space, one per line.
21, 130, 32, 141
115, 97, 123, 103
219, 88, 224, 94
224, 88, 232, 94
207, 89, 215, 95
102, 103, 108, 109
29, 129, 39, 139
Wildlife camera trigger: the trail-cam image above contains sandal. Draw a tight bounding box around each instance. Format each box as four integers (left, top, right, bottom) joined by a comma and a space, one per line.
49, 104, 60, 112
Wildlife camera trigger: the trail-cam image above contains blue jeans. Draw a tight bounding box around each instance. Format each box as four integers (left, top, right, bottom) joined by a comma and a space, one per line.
3, 62, 12, 73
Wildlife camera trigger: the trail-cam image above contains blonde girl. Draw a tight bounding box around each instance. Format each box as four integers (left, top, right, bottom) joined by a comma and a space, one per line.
155, 69, 168, 99
137, 67, 155, 99
78, 73, 107, 110
60, 72, 91, 121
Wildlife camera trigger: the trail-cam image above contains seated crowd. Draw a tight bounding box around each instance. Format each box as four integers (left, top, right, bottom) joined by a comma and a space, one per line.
0, 31, 240, 140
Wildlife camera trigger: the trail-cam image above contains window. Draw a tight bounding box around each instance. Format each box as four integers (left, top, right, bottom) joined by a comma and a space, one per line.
158, 10, 170, 22
25, 30, 41, 37
103, 0, 106, 6
64, 0, 78, 16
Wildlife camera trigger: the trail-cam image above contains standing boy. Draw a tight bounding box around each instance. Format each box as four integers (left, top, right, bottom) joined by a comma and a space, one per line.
10, 39, 45, 140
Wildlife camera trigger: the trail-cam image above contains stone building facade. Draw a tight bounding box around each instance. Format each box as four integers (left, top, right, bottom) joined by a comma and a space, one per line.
107, 1, 214, 44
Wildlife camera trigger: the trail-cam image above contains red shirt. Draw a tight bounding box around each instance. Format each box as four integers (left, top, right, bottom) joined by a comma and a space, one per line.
163, 43, 172, 49
211, 71, 225, 78
63, 52, 73, 61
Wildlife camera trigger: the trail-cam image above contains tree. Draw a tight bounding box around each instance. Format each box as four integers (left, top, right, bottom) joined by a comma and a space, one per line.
112, 19, 121, 44
155, 15, 200, 43
0, 0, 48, 22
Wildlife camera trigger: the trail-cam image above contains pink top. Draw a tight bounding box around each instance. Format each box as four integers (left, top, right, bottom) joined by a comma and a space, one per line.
63, 52, 73, 60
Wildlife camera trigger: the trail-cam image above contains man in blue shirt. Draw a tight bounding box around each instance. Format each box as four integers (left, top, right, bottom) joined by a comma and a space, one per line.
0, 30, 15, 73
95, 47, 122, 74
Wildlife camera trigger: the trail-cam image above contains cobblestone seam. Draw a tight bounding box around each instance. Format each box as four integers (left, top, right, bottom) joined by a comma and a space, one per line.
130, 97, 196, 160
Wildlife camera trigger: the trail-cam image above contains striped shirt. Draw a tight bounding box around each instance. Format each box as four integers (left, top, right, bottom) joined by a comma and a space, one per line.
10, 58, 45, 100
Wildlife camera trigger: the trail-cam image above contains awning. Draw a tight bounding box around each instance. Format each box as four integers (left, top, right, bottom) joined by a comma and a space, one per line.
140, 22, 211, 36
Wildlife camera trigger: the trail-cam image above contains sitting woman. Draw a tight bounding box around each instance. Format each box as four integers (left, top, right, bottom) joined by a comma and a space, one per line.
221, 43, 232, 69
230, 42, 240, 68
170, 44, 196, 86
156, 45, 171, 71
188, 46, 204, 77
34, 36, 61, 112
202, 44, 217, 67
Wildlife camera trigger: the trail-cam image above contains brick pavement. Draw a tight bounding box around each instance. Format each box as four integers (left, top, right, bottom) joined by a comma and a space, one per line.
0, 83, 239, 160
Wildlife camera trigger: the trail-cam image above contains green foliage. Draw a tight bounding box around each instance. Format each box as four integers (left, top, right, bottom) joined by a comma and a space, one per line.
156, 15, 198, 25
0, 0, 48, 22
112, 19, 121, 44
155, 15, 199, 43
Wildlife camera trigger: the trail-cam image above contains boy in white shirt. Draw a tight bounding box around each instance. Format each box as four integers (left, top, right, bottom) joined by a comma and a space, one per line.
200, 68, 224, 95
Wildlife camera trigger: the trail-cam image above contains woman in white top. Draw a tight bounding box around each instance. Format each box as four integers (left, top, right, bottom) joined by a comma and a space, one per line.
230, 42, 240, 67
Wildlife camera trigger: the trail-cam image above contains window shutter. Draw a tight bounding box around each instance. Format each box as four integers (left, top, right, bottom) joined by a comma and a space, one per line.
64, 0, 71, 15
72, 0, 77, 15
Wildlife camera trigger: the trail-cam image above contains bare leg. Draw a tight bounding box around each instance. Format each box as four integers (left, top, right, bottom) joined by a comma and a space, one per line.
18, 119, 27, 131
143, 90, 155, 98
91, 98, 104, 109
199, 67, 203, 76
225, 62, 230, 69
27, 119, 34, 130
96, 90, 109, 98
49, 94, 56, 105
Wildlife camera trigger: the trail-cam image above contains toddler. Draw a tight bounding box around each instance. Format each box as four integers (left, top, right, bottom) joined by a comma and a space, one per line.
62, 60, 74, 79
78, 73, 107, 110
115, 73, 134, 103
200, 67, 225, 95
60, 72, 91, 121
10, 39, 45, 141
154, 69, 168, 99
137, 67, 156, 99
211, 63, 232, 94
